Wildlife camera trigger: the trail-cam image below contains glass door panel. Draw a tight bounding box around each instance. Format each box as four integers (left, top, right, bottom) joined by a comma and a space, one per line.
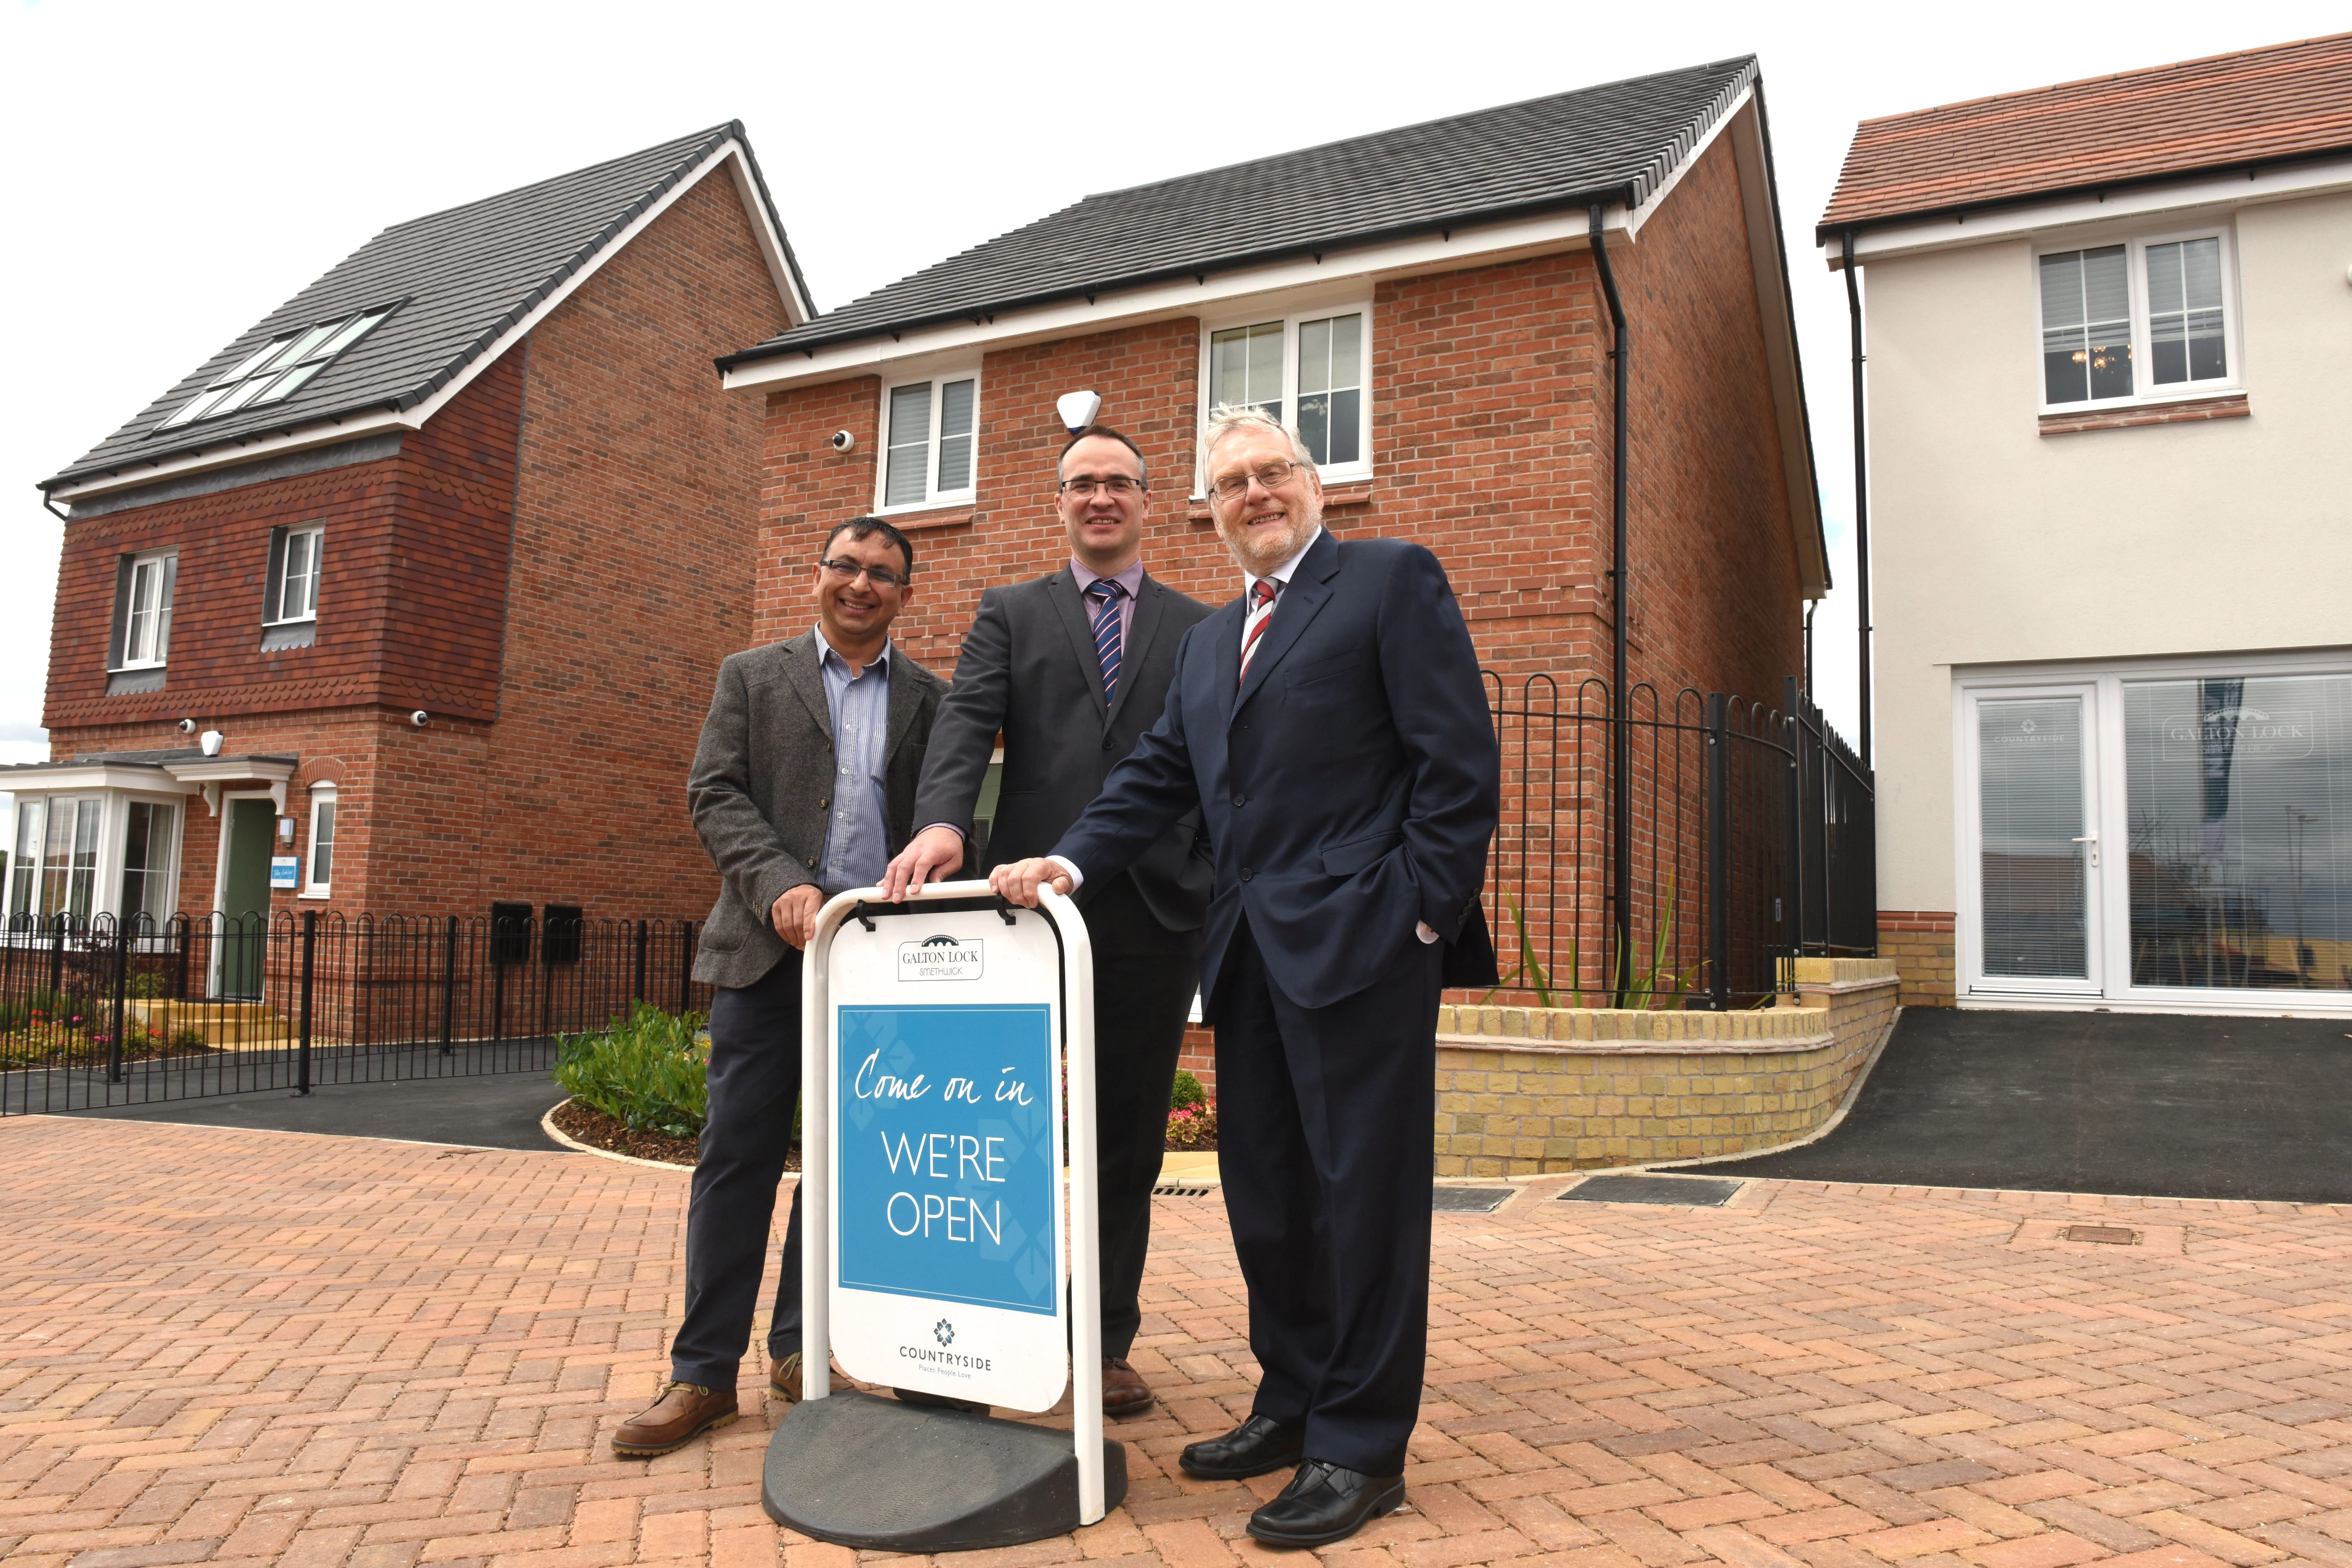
1977, 694, 2098, 985
2124, 673, 2352, 993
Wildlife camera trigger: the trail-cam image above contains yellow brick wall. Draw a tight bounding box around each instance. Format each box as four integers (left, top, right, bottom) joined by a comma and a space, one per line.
1876, 912, 1957, 1008
1432, 957, 1900, 1176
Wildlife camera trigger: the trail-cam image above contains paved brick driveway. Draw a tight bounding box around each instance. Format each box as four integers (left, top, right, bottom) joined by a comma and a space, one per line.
7, 1117, 2352, 1568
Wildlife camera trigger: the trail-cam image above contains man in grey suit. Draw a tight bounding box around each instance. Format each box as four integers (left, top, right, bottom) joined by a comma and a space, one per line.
882, 425, 1213, 1418
613, 516, 946, 1458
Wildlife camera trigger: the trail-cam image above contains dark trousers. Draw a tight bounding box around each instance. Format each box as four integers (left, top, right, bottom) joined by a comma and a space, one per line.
1085, 874, 1204, 1360
671, 956, 806, 1388
1216, 919, 1442, 1477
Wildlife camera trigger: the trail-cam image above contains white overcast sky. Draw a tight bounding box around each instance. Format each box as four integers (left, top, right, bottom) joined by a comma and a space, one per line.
1, 0, 2336, 775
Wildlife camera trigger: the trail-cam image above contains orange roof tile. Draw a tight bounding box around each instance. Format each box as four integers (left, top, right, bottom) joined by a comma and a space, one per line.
1817, 32, 2352, 240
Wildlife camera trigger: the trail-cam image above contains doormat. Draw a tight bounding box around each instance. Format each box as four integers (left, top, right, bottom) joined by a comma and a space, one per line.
1561, 1174, 1743, 1207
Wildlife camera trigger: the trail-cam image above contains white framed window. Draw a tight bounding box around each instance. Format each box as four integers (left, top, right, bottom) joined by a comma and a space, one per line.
267, 525, 324, 624
1198, 302, 1373, 487
876, 370, 979, 511
112, 551, 178, 671
5, 795, 103, 925
303, 786, 336, 898
2035, 228, 2236, 409
118, 798, 179, 928
162, 303, 399, 428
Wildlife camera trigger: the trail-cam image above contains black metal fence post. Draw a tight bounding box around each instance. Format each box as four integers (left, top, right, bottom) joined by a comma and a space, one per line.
107, 921, 128, 1084
294, 910, 316, 1096
48, 916, 65, 1000
1705, 693, 1731, 1010
633, 919, 648, 1006
677, 920, 694, 1014
439, 916, 458, 1055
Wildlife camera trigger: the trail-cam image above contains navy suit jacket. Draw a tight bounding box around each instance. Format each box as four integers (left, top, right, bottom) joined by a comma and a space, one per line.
1052, 528, 1499, 1013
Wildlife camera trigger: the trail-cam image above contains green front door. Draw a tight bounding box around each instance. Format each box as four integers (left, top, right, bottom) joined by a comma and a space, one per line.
219, 798, 274, 1000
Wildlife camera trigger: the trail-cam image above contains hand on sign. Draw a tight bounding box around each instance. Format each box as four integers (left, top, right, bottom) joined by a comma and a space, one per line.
989, 857, 1074, 908
772, 884, 823, 949
883, 825, 966, 901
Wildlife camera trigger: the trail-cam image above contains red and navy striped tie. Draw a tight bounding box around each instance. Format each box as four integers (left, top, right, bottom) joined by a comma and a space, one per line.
1086, 579, 1125, 704
1238, 578, 1281, 686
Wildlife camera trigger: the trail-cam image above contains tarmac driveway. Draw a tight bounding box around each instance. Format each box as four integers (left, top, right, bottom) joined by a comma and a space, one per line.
1702, 1004, 2352, 1202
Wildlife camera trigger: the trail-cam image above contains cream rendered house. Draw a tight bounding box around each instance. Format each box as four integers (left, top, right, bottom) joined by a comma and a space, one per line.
1827, 34, 2352, 1016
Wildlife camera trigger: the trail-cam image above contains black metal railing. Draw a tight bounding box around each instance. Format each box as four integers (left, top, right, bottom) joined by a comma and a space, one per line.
1481, 672, 1875, 1011
0, 911, 707, 1115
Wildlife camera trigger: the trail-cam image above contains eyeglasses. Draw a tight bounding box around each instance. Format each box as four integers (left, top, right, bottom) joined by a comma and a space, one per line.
818, 556, 908, 589
1057, 474, 1146, 497
1208, 460, 1305, 501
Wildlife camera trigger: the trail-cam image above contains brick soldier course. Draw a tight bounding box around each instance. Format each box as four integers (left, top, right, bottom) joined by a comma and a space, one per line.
10, 1115, 2352, 1568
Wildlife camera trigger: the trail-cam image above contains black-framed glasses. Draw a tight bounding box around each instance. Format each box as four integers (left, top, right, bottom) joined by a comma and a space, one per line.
818, 556, 908, 589
1208, 460, 1304, 501
1057, 474, 1147, 497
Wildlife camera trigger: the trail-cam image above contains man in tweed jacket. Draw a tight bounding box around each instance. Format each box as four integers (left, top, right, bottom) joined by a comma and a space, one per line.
612, 516, 946, 1458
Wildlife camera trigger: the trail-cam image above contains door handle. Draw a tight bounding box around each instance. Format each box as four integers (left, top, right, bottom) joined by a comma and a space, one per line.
2071, 834, 2099, 866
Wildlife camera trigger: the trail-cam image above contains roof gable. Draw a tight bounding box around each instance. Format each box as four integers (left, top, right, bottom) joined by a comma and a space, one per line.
1819, 32, 2352, 238
725, 58, 1756, 365
45, 122, 812, 496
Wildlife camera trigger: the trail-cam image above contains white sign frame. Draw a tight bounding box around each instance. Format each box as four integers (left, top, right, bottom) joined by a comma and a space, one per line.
800, 881, 1107, 1524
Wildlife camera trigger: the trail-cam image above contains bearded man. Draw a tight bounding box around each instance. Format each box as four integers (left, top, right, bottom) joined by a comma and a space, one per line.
992, 405, 1499, 1546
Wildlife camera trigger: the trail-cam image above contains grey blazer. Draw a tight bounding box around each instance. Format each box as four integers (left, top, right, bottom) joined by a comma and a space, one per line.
912, 568, 1214, 934
687, 631, 946, 989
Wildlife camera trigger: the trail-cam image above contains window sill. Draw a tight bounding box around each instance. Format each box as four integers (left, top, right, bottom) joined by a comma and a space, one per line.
1188, 480, 1374, 523
299, 890, 331, 901
2039, 391, 2248, 435
106, 669, 166, 696
876, 502, 979, 531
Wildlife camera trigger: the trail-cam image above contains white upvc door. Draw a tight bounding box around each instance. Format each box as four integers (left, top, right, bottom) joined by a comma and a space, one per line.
1960, 683, 2106, 1000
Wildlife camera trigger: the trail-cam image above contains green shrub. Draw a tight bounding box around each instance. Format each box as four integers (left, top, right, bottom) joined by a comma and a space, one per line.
1170, 1069, 1207, 1112
1165, 1100, 1217, 1151
554, 1003, 710, 1139
167, 1026, 208, 1051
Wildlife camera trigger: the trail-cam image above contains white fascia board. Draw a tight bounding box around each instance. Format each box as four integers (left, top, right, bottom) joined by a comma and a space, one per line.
1724, 100, 1827, 600
1622, 84, 1753, 244
722, 147, 812, 324
1824, 154, 2352, 269
5, 763, 199, 796
53, 138, 780, 507
724, 203, 1634, 395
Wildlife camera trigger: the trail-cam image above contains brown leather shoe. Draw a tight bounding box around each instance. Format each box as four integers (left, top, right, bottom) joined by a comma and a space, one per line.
611, 1381, 738, 1457
1103, 1357, 1155, 1418
769, 1353, 802, 1403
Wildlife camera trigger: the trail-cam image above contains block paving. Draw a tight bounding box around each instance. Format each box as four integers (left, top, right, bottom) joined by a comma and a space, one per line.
7, 1115, 2352, 1568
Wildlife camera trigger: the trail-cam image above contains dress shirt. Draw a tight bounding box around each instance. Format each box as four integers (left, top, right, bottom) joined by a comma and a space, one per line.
814, 625, 892, 896
1069, 555, 1144, 654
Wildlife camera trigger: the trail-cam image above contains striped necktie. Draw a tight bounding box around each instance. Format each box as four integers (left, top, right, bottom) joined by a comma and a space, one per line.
1238, 578, 1281, 686
1085, 579, 1125, 704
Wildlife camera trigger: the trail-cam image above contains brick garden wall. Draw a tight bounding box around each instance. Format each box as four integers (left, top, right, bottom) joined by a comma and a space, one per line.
1878, 910, 1957, 1008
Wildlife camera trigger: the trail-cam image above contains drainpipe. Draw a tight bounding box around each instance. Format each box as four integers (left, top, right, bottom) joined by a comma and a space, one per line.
1589, 204, 1632, 1006
1804, 601, 1816, 699
1842, 231, 1873, 771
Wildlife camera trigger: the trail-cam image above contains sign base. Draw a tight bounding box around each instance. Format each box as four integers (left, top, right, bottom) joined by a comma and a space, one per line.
762, 1390, 1128, 1551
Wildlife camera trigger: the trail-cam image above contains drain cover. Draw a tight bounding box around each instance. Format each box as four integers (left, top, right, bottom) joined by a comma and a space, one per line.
2060, 1224, 2138, 1245
1561, 1174, 1742, 1208
1152, 1184, 1213, 1198
1433, 1187, 1514, 1213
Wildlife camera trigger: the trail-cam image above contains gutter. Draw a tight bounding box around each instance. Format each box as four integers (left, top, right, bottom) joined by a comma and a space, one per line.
718, 185, 1642, 371
1588, 204, 1634, 1007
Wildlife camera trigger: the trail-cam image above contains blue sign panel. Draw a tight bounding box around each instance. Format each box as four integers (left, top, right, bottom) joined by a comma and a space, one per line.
270, 856, 299, 889
836, 1003, 1058, 1315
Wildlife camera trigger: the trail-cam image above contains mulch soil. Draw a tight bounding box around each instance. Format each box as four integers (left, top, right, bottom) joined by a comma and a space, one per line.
548, 1098, 794, 1168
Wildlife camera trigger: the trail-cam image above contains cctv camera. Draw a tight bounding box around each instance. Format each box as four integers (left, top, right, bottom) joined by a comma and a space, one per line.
830, 430, 856, 453
1056, 390, 1103, 434
177, 718, 197, 735
410, 710, 430, 728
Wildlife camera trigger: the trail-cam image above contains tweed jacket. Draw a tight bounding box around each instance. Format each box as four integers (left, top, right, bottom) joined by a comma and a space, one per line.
687, 630, 947, 989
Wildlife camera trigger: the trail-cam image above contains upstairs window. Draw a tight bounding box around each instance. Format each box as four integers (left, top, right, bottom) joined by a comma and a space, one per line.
110, 550, 177, 671
2037, 232, 2232, 407
879, 372, 979, 510
1203, 306, 1371, 478
161, 303, 398, 429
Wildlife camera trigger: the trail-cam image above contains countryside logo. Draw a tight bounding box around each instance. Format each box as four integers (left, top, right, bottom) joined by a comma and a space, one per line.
898, 934, 983, 982
898, 1316, 992, 1372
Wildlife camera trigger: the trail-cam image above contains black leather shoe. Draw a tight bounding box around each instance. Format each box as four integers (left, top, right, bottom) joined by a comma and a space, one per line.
1179, 1413, 1308, 1480
1246, 1460, 1407, 1547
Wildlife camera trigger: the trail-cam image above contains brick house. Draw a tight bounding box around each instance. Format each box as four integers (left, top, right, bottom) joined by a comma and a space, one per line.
716, 57, 1829, 1067
8, 124, 809, 938
1824, 35, 2352, 1014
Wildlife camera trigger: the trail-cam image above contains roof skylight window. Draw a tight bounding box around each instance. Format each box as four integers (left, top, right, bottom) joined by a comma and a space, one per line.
161, 304, 397, 429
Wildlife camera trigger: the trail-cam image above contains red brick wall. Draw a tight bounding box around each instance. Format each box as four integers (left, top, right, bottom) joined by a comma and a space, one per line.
41, 165, 788, 924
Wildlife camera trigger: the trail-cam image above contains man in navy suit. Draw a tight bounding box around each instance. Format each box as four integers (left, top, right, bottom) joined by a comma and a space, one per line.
993, 405, 1499, 1547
